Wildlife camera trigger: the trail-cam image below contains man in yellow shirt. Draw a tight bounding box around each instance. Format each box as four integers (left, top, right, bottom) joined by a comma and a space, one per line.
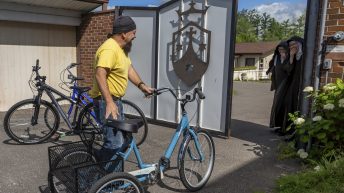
90, 16, 153, 161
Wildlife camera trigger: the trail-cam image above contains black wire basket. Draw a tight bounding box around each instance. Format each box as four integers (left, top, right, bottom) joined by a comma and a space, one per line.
48, 141, 123, 193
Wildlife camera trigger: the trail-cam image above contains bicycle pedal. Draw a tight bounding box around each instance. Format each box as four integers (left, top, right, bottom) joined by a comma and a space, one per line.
56, 131, 67, 137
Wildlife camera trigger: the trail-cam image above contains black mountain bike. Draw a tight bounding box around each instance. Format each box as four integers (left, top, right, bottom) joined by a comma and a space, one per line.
3, 60, 148, 145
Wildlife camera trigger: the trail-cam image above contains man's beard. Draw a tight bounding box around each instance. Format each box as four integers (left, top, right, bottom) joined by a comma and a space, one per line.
123, 41, 132, 56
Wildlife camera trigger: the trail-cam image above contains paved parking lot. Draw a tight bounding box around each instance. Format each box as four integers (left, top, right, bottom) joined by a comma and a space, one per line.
0, 81, 299, 193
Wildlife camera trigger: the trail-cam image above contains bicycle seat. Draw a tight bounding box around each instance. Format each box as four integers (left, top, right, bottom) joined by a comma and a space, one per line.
70, 86, 91, 94
104, 119, 143, 133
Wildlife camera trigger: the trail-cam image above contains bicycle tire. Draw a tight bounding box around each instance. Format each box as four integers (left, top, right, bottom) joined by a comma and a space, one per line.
88, 172, 144, 193
4, 99, 60, 144
44, 97, 74, 130
77, 103, 103, 146
178, 130, 215, 192
48, 145, 96, 193
122, 100, 148, 147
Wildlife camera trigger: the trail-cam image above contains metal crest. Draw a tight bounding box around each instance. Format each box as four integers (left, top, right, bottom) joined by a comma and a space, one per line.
172, 1, 211, 86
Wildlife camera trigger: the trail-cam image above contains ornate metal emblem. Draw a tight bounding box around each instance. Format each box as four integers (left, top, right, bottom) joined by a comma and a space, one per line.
172, 0, 211, 86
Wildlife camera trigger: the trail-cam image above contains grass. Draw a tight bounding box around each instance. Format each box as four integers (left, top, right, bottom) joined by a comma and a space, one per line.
276, 156, 344, 193
277, 142, 298, 160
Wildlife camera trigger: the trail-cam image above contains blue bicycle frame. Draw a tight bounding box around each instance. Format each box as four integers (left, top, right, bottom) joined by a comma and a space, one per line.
66, 85, 96, 120
117, 92, 205, 183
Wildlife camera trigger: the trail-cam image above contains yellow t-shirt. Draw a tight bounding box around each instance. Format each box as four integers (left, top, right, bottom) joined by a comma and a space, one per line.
89, 38, 132, 98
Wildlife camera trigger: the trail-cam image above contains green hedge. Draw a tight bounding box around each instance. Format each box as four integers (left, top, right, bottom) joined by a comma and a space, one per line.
234, 66, 257, 71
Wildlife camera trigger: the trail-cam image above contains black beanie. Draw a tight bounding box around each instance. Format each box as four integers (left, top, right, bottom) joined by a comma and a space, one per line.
112, 16, 136, 34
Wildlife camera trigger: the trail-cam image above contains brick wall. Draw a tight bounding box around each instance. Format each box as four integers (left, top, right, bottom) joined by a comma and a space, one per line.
77, 10, 115, 87
322, 0, 344, 84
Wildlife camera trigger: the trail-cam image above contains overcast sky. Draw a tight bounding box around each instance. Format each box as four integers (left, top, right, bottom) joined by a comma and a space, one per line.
108, 0, 307, 22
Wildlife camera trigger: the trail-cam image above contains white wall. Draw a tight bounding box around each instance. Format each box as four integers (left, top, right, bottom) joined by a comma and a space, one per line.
0, 21, 76, 111
122, 10, 157, 119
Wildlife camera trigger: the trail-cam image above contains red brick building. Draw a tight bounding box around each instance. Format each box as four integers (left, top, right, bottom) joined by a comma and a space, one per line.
77, 10, 115, 87
322, 0, 344, 84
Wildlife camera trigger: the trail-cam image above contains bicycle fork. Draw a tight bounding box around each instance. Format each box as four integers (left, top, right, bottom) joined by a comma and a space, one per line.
31, 91, 43, 125
178, 129, 205, 166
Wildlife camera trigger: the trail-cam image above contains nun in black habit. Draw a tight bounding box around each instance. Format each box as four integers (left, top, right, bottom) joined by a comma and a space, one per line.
267, 41, 290, 132
270, 36, 304, 135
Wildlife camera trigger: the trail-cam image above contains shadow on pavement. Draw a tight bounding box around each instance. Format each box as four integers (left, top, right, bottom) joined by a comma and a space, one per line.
194, 119, 299, 193
2, 138, 73, 145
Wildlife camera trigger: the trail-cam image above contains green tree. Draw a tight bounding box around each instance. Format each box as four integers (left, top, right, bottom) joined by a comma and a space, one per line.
260, 12, 272, 41
265, 18, 284, 41
236, 10, 257, 43
295, 12, 306, 37
235, 9, 306, 43
246, 9, 261, 37
281, 19, 291, 38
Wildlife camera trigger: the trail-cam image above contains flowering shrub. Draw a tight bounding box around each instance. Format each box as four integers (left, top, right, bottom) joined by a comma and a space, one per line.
288, 79, 344, 152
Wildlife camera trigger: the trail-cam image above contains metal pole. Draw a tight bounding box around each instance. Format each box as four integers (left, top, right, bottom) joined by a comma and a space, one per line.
299, 0, 321, 149
308, 0, 328, 151
301, 0, 321, 116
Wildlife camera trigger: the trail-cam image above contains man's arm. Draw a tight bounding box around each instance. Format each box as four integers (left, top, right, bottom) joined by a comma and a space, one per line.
95, 67, 119, 119
128, 65, 154, 94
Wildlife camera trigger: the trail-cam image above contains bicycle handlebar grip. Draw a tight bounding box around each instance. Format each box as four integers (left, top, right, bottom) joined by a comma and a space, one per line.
195, 88, 205, 99
34, 59, 40, 70
67, 63, 79, 69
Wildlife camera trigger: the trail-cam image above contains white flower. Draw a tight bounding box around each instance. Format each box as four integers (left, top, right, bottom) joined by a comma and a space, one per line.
323, 103, 335, 110
294, 118, 305, 125
297, 149, 305, 155
314, 165, 321, 171
339, 98, 344, 108
312, 115, 322, 122
303, 86, 314, 93
299, 151, 309, 159
323, 85, 336, 91
297, 149, 308, 159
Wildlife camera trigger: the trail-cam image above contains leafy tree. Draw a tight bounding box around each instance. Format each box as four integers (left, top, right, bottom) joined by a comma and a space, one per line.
236, 11, 258, 43
235, 9, 306, 43
260, 12, 272, 41
265, 18, 284, 41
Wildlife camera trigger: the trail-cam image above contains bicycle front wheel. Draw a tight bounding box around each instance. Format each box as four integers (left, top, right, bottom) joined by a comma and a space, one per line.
4, 99, 60, 144
88, 172, 144, 193
122, 100, 148, 147
179, 130, 215, 192
77, 103, 102, 145
44, 97, 74, 130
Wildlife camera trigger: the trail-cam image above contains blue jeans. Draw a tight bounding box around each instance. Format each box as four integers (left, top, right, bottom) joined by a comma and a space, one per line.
94, 99, 125, 162
94, 100, 124, 172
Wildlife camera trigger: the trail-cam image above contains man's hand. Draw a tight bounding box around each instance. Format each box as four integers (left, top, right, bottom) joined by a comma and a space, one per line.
140, 84, 155, 96
105, 100, 119, 119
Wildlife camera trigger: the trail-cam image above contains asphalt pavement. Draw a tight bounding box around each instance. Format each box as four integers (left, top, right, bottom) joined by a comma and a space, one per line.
0, 81, 300, 193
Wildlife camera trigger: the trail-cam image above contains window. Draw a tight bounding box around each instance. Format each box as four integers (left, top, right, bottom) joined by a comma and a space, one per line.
259, 58, 264, 69
245, 58, 255, 66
